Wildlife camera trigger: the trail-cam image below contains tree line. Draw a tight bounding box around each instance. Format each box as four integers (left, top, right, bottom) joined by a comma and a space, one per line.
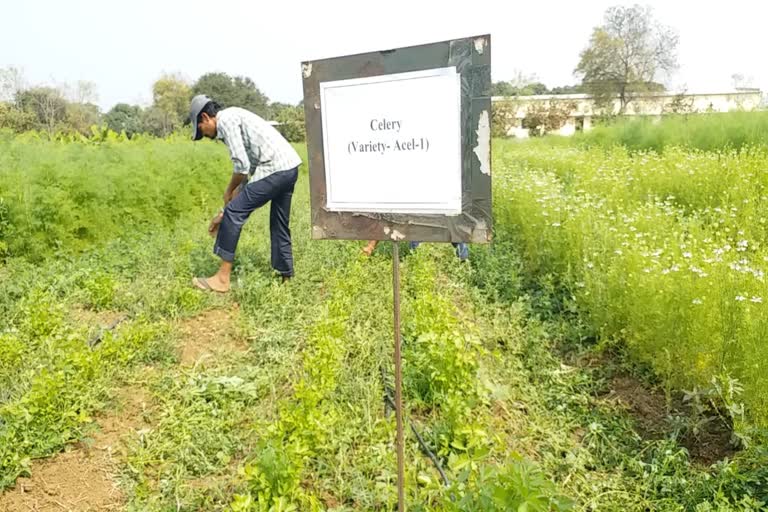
491, 78, 586, 98
6, 5, 751, 142
0, 70, 306, 142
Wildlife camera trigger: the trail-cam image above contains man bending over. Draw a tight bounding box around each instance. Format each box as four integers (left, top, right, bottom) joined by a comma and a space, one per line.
189, 94, 302, 292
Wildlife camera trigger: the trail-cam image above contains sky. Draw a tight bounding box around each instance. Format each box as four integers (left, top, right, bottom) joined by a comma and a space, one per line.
2, 0, 767, 111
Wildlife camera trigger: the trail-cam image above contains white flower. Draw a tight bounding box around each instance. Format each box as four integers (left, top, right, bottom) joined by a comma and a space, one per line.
751, 297, 763, 303
551, 222, 561, 227
692, 299, 703, 305
736, 295, 747, 302
615, 249, 623, 256
586, 262, 594, 269
683, 252, 692, 259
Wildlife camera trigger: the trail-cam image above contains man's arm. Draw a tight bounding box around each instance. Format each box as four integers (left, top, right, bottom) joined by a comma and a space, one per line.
223, 173, 247, 205
218, 114, 251, 205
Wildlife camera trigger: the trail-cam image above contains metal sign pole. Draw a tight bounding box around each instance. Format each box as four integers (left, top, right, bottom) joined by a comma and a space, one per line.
392, 241, 405, 511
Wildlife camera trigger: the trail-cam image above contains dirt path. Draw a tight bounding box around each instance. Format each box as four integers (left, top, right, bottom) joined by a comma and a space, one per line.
0, 386, 149, 512
0, 306, 244, 512
176, 306, 247, 366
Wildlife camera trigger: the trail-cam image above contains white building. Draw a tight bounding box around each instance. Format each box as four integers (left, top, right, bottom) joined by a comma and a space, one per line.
493, 89, 764, 138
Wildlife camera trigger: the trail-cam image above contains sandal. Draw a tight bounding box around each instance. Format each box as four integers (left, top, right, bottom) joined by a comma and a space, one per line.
192, 277, 227, 293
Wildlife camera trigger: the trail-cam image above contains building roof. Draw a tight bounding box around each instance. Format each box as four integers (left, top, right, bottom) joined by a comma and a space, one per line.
491, 89, 763, 102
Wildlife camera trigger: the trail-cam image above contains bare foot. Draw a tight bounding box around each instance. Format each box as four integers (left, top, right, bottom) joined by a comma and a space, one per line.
362, 240, 377, 257
192, 275, 230, 293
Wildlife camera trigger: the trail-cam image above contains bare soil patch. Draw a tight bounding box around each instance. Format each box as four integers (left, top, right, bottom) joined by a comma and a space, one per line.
607, 376, 669, 437
176, 306, 247, 366
71, 307, 127, 330
0, 386, 151, 512
0, 449, 123, 512
603, 375, 737, 465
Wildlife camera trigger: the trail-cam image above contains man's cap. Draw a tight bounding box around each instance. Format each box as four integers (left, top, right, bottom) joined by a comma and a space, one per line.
190, 94, 212, 141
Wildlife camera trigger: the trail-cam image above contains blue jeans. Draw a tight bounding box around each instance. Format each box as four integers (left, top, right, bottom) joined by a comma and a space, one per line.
214, 167, 298, 276
409, 241, 469, 261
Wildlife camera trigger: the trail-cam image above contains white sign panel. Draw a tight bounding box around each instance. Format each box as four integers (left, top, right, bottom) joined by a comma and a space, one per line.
319, 67, 462, 214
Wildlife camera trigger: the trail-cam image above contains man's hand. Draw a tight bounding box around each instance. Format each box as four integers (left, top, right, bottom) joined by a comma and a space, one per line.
209, 211, 224, 238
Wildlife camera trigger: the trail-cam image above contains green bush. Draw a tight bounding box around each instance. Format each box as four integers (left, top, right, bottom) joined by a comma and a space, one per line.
493, 139, 768, 428
0, 136, 228, 261
576, 111, 768, 153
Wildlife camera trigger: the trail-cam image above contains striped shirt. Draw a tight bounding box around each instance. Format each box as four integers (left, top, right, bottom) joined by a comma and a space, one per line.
215, 107, 302, 183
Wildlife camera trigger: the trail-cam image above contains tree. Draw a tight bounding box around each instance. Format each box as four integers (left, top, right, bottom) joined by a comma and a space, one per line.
0, 67, 25, 103
0, 102, 36, 132
0, 67, 33, 133
16, 87, 68, 136
550, 84, 586, 95
269, 101, 294, 118
192, 72, 270, 117
490, 98, 523, 138
61, 80, 100, 135
665, 90, 694, 115
104, 103, 143, 137
233, 76, 270, 117
492, 81, 550, 97
140, 106, 169, 138
271, 103, 305, 142
522, 101, 578, 137
65, 103, 100, 135
491, 70, 548, 97
152, 73, 192, 136
574, 4, 679, 113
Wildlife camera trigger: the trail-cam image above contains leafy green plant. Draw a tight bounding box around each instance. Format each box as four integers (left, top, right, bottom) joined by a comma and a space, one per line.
444, 456, 574, 511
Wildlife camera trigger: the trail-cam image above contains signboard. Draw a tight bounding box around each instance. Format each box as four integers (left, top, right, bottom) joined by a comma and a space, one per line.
321, 67, 462, 214
302, 35, 492, 243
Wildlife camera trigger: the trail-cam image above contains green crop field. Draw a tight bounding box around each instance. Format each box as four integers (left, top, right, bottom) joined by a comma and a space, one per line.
0, 128, 766, 511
